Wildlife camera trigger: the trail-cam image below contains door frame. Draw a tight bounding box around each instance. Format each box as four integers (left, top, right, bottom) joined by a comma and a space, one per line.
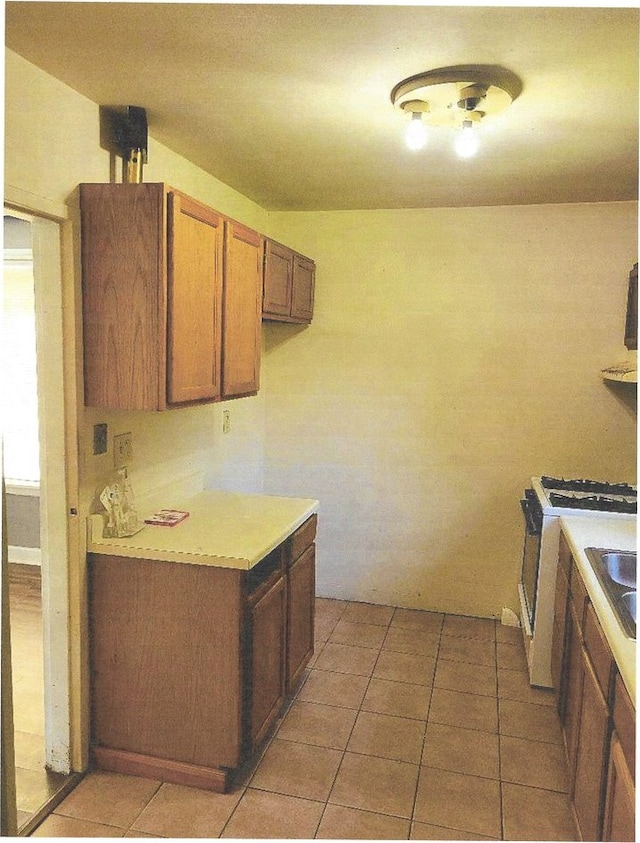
4, 192, 82, 774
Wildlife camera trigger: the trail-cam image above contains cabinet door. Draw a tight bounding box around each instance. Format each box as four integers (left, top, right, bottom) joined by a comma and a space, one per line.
81, 183, 167, 410
291, 255, 315, 322
263, 240, 293, 317
287, 544, 315, 693
563, 600, 584, 774
624, 262, 638, 351
612, 674, 635, 781
248, 575, 286, 750
551, 563, 569, 717
167, 192, 224, 404
223, 221, 263, 397
572, 647, 611, 842
603, 734, 636, 842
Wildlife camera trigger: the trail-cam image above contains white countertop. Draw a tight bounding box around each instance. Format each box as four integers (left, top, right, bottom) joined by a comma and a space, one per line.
88, 490, 319, 570
560, 515, 636, 704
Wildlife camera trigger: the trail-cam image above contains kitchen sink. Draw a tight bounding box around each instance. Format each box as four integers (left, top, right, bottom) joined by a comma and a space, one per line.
620, 591, 636, 624
600, 552, 636, 588
585, 548, 637, 639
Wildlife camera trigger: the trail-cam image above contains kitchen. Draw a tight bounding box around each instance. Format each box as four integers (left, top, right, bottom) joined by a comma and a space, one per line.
1, 3, 637, 839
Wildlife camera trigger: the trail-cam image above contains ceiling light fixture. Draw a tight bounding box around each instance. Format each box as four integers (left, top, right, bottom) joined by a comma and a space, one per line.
454, 112, 482, 159
402, 100, 430, 150
391, 65, 522, 158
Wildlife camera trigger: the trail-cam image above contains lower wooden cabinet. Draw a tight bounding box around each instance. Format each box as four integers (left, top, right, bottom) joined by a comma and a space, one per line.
563, 601, 584, 778
603, 674, 636, 842
89, 515, 317, 791
551, 542, 570, 717
603, 734, 636, 842
572, 648, 612, 841
552, 532, 635, 842
287, 543, 315, 693
247, 573, 287, 750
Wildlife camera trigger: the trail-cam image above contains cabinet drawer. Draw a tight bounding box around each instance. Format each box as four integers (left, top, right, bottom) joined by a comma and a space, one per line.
583, 601, 615, 704
288, 514, 317, 563
613, 673, 635, 780
246, 548, 284, 601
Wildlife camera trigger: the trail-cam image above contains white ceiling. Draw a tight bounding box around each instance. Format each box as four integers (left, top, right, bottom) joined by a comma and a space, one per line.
5, 2, 639, 211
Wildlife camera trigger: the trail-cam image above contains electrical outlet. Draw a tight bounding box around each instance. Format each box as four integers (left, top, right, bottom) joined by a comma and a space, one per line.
113, 432, 133, 468
222, 409, 231, 434
93, 423, 108, 455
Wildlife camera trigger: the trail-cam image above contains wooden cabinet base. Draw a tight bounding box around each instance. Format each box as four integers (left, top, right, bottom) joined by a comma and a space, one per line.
91, 746, 230, 792
89, 515, 317, 795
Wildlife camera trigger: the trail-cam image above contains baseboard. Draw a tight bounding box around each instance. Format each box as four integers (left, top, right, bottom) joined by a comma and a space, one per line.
8, 545, 41, 566
91, 745, 229, 792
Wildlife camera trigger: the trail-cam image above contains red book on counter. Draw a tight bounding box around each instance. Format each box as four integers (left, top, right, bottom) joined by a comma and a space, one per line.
144, 509, 190, 527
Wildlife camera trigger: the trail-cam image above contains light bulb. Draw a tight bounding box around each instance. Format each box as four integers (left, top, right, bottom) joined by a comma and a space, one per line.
454, 119, 480, 159
405, 112, 427, 151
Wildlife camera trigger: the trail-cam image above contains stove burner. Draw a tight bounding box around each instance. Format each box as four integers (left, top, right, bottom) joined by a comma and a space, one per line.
548, 493, 637, 514
541, 476, 637, 497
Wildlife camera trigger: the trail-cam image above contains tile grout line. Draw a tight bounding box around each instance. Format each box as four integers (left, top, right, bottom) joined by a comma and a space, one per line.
312, 598, 355, 838
222, 599, 352, 839
217, 602, 350, 837
408, 614, 443, 837
313, 602, 398, 838
495, 624, 507, 841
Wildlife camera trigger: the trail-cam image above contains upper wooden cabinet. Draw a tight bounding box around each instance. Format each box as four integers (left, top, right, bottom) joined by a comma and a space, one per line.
263, 238, 315, 324
223, 221, 263, 397
167, 191, 224, 405
80, 183, 263, 410
624, 262, 638, 351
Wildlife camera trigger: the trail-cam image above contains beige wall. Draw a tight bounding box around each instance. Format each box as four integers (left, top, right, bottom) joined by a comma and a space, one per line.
5, 47, 638, 625
265, 206, 637, 616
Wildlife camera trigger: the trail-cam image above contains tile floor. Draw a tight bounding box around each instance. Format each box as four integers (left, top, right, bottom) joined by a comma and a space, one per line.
32, 598, 578, 839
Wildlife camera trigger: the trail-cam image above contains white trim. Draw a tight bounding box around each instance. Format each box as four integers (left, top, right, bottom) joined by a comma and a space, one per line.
31, 216, 71, 774
3, 248, 33, 264
5, 480, 40, 497
8, 546, 41, 566
4, 184, 69, 222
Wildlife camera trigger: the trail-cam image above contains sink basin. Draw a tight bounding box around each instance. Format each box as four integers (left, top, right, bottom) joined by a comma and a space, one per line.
600, 552, 636, 588
584, 548, 636, 639
621, 591, 636, 624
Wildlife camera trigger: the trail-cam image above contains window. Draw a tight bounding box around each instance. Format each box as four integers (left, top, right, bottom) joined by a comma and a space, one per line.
3, 215, 39, 484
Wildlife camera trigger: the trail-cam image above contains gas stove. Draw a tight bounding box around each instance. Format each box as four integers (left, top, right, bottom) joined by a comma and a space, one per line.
535, 476, 637, 516
519, 474, 636, 688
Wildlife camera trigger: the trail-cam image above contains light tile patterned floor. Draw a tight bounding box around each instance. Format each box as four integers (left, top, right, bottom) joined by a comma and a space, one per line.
32, 598, 579, 840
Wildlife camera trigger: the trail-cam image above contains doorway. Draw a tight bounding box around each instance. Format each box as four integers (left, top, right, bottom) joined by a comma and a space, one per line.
3, 211, 77, 832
